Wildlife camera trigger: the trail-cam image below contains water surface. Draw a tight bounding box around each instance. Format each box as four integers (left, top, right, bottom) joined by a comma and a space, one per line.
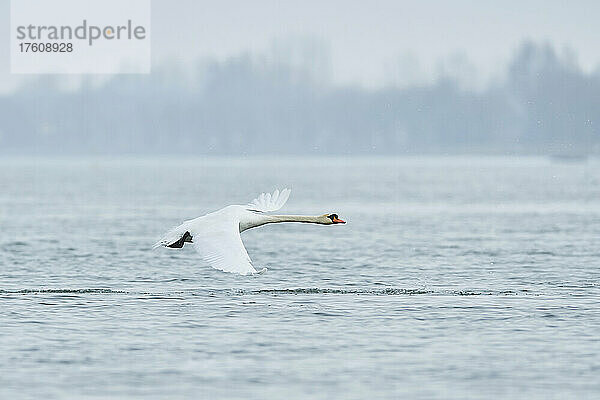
1, 156, 599, 399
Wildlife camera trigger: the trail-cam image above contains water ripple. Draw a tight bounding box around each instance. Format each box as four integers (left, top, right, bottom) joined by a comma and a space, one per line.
0, 287, 539, 296
0, 288, 126, 294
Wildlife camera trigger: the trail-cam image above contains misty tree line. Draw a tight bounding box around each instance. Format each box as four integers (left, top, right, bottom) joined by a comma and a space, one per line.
1, 41, 598, 155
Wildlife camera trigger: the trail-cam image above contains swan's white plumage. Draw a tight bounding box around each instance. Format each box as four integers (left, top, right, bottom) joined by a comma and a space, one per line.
248, 188, 290, 212
189, 209, 256, 275
155, 189, 292, 275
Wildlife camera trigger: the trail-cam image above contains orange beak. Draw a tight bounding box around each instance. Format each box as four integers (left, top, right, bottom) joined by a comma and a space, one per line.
332, 217, 346, 224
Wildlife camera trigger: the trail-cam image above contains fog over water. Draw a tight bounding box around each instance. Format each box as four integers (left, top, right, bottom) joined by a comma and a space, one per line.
1, 0, 598, 155
0, 41, 598, 155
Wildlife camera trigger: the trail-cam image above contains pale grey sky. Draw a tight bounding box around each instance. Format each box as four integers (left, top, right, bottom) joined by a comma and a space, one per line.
1, 0, 599, 92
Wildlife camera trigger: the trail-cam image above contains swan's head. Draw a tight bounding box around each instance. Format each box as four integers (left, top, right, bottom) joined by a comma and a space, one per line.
323, 213, 346, 224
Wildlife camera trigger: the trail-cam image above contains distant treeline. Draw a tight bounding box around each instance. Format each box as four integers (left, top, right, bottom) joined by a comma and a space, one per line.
1, 41, 598, 155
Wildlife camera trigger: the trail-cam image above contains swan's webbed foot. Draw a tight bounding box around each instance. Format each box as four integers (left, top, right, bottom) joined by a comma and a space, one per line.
252, 268, 268, 275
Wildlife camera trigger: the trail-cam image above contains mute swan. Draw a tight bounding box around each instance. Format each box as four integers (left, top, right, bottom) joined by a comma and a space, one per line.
154, 189, 345, 275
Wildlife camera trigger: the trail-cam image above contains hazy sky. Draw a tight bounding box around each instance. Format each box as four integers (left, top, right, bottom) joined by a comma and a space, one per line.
1, 0, 599, 92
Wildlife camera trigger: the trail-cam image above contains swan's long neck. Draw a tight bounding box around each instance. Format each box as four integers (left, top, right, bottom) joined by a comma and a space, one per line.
241, 214, 326, 232
267, 215, 325, 224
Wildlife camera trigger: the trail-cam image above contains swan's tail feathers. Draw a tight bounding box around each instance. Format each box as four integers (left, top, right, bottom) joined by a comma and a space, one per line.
153, 224, 193, 249
247, 188, 291, 212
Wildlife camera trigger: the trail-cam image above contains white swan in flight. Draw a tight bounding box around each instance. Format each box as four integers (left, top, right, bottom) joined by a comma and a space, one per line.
154, 189, 346, 275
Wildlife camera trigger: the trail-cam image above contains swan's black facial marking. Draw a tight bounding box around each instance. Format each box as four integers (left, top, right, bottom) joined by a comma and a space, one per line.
327, 214, 346, 224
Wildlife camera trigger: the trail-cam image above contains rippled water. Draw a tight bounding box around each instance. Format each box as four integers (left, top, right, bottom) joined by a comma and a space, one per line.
1, 156, 599, 399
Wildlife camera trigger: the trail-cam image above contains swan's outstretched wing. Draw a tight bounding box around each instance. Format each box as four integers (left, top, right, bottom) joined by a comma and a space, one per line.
247, 188, 291, 212
189, 219, 256, 275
